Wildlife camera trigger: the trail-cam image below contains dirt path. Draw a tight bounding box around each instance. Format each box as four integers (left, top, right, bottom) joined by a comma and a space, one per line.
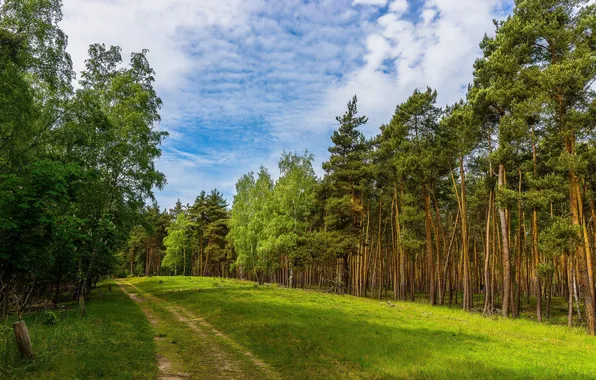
117, 280, 279, 380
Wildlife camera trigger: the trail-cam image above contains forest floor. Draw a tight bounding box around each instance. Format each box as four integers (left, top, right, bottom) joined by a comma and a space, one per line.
2, 277, 596, 379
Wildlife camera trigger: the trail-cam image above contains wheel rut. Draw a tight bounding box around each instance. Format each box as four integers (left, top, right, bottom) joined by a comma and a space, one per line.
117, 280, 280, 380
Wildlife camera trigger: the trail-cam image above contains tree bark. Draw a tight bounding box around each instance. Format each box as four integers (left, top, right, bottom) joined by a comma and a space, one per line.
459, 157, 471, 311
442, 211, 459, 306
377, 193, 383, 299
395, 185, 406, 301
568, 255, 574, 327
513, 169, 523, 318
423, 187, 436, 305
483, 190, 493, 315
431, 190, 446, 304
498, 164, 511, 318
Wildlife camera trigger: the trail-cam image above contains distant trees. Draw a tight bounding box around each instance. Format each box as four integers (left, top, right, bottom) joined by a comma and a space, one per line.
162, 212, 191, 276
190, 190, 230, 276
121, 190, 232, 278
259, 152, 318, 287
228, 168, 273, 284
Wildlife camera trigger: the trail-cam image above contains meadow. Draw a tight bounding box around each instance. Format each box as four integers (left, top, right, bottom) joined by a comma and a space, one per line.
2, 277, 595, 379
128, 276, 596, 379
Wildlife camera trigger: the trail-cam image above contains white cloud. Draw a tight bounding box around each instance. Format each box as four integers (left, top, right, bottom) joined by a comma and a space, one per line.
389, 0, 409, 14
310, 0, 513, 137
167, 149, 238, 167
352, 0, 388, 6
61, 0, 257, 90
60, 0, 513, 208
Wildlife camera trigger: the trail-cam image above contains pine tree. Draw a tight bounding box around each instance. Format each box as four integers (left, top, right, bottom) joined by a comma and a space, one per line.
322, 95, 369, 293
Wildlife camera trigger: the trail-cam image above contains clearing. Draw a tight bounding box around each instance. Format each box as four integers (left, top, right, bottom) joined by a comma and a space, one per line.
3, 276, 596, 379
126, 276, 596, 379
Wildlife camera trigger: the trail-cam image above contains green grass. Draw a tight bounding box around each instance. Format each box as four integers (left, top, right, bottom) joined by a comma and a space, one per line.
2, 278, 594, 379
411, 291, 575, 326
117, 280, 268, 379
130, 276, 596, 380
0, 284, 157, 379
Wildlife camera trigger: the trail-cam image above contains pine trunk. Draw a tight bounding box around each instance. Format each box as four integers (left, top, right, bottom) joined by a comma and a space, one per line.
498, 164, 511, 318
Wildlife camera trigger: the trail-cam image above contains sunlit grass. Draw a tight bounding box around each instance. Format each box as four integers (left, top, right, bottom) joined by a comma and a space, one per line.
3, 278, 592, 379
131, 276, 596, 379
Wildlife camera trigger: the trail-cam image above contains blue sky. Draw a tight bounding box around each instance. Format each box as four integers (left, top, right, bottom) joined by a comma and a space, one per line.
60, 0, 513, 208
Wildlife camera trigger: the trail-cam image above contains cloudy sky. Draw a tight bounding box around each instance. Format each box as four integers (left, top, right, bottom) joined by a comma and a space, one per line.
60, 0, 513, 208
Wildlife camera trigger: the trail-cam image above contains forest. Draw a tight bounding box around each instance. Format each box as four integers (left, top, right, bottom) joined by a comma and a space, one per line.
130, 0, 596, 335
2, 0, 596, 378
0, 0, 166, 319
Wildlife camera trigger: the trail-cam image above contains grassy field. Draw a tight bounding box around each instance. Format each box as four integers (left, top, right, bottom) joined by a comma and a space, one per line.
2, 277, 595, 379
128, 276, 596, 379
0, 284, 156, 379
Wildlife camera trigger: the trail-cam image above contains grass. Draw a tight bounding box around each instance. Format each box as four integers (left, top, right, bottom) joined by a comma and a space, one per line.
130, 276, 596, 380
413, 291, 575, 326
0, 284, 157, 379
1, 277, 594, 379
117, 280, 269, 379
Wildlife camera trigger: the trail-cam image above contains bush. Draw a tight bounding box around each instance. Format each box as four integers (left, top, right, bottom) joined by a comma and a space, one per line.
41, 310, 58, 326
115, 272, 128, 279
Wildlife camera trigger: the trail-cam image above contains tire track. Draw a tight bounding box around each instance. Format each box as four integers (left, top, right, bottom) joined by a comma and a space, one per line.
117, 280, 280, 380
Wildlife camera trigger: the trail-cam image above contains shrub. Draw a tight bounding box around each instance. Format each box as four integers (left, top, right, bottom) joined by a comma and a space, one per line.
41, 310, 58, 326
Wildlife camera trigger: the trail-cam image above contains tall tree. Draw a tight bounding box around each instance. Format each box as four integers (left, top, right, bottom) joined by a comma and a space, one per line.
229, 168, 273, 284
260, 151, 318, 287
322, 95, 369, 293
163, 211, 191, 276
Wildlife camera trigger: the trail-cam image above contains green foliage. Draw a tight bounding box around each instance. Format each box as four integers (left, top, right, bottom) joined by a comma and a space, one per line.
537, 263, 556, 278
321, 96, 368, 256
262, 152, 318, 265
229, 168, 274, 282
163, 212, 192, 275
0, 0, 167, 305
40, 310, 58, 326
189, 189, 230, 275
539, 216, 581, 258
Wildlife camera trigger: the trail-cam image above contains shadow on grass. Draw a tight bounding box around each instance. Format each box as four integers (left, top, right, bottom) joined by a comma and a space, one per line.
1, 284, 157, 380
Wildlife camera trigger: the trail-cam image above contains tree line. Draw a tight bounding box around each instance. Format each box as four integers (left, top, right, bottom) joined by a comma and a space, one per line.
0, 0, 166, 319
124, 191, 230, 278
128, 0, 596, 336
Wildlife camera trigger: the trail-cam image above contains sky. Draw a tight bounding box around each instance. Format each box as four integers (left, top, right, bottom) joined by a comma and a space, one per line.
59, 0, 514, 209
